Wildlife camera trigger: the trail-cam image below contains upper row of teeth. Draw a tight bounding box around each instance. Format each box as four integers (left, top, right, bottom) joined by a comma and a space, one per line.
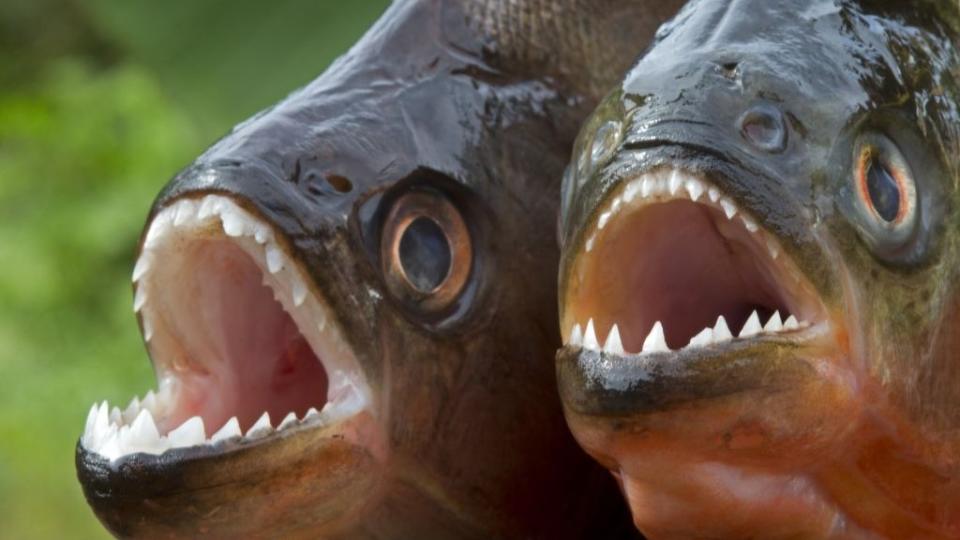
132, 195, 312, 341
585, 169, 779, 260
567, 310, 809, 356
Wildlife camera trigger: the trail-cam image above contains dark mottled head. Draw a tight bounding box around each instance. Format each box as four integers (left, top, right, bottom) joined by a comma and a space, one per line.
74, 0, 683, 537
556, 0, 960, 537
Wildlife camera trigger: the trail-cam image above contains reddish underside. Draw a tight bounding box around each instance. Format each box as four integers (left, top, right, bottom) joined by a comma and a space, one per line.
152, 239, 329, 433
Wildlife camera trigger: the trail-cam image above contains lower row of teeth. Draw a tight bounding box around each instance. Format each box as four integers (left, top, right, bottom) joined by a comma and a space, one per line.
568, 310, 809, 355
82, 392, 326, 462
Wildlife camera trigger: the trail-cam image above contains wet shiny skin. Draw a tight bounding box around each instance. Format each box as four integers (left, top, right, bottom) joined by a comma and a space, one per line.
557, 0, 960, 537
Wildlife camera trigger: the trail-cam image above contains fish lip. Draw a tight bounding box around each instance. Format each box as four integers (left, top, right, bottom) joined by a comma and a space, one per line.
558, 165, 843, 413
76, 192, 385, 472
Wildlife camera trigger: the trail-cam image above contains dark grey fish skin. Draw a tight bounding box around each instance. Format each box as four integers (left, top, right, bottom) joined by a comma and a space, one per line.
556, 0, 960, 537
74, 0, 685, 538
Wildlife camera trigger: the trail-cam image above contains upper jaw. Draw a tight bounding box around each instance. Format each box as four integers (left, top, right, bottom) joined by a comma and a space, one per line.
78, 193, 382, 467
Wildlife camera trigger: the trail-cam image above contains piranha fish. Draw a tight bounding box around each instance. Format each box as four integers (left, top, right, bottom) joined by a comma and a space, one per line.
74, 0, 685, 537
555, 0, 960, 538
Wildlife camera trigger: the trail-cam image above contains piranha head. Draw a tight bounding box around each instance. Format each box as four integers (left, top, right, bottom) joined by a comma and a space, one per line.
556, 1, 960, 537
75, 0, 682, 537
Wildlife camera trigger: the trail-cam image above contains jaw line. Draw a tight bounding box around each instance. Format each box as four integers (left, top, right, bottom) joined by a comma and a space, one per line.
80, 193, 382, 464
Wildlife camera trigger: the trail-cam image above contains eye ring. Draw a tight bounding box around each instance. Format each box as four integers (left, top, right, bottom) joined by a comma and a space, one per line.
850, 134, 918, 249
381, 192, 472, 312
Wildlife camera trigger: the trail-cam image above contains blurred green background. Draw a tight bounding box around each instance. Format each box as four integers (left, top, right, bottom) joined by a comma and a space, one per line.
0, 1, 388, 537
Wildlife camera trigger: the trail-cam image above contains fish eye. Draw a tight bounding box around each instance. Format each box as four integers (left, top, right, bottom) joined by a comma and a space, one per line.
850, 134, 918, 250
381, 191, 471, 312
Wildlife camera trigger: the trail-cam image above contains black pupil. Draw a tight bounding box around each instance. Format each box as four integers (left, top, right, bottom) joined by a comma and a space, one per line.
866, 159, 901, 222
399, 217, 451, 293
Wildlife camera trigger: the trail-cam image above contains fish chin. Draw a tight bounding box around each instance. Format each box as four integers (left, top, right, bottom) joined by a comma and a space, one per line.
557, 167, 867, 537
75, 194, 386, 536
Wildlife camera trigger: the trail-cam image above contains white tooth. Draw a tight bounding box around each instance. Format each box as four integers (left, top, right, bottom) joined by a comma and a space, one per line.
110, 406, 122, 426
266, 245, 284, 274
122, 397, 141, 425
142, 315, 153, 342
304, 407, 320, 421
125, 409, 166, 456
668, 171, 683, 195
686, 179, 704, 201
713, 316, 733, 342
623, 180, 641, 203
210, 417, 241, 444
168, 416, 206, 448
739, 311, 762, 338
610, 197, 622, 214
198, 197, 218, 219
173, 200, 196, 226
132, 253, 152, 283
245, 412, 272, 439
708, 187, 721, 202
292, 276, 307, 307
583, 319, 600, 350
569, 323, 583, 346
97, 426, 121, 460
767, 239, 780, 259
641, 178, 654, 198
133, 286, 147, 312
764, 311, 783, 333
598, 211, 612, 230
221, 210, 246, 237
603, 324, 625, 355
642, 321, 670, 353
82, 403, 98, 447
687, 327, 714, 348
783, 315, 800, 330
742, 216, 759, 233
720, 198, 737, 219
141, 390, 156, 413
143, 214, 171, 249
92, 401, 110, 448
254, 224, 271, 244
278, 412, 298, 430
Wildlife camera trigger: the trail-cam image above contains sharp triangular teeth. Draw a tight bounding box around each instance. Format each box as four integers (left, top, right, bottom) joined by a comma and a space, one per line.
742, 216, 759, 233
623, 181, 640, 202
739, 311, 762, 338
713, 316, 733, 341
767, 239, 780, 259
641, 178, 654, 198
764, 311, 783, 332
278, 412, 298, 430
132, 253, 152, 283
143, 215, 171, 249
168, 416, 206, 449
110, 406, 122, 426
266, 245, 284, 274
82, 403, 98, 447
292, 276, 307, 306
221, 210, 245, 237
210, 417, 241, 443
720, 198, 737, 219
783, 315, 799, 330
122, 397, 141, 425
98, 427, 121, 460
708, 187, 720, 202
642, 321, 670, 353
583, 319, 600, 350
245, 412, 272, 439
133, 286, 147, 312
197, 197, 217, 219
688, 327, 714, 348
569, 323, 583, 346
304, 407, 320, 421
254, 225, 271, 244
142, 390, 156, 413
142, 315, 154, 342
686, 179, 704, 201
125, 409, 167, 456
598, 211, 612, 230
603, 324, 625, 355
173, 200, 196, 226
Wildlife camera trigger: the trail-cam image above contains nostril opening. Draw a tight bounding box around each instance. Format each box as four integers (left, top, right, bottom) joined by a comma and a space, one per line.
326, 174, 353, 193
720, 62, 739, 79
738, 104, 787, 153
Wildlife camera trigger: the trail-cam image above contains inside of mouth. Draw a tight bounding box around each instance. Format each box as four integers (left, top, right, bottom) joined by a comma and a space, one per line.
150, 236, 329, 434
568, 199, 798, 352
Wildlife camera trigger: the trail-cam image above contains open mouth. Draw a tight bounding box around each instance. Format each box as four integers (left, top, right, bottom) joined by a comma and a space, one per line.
561, 167, 829, 359
80, 194, 373, 462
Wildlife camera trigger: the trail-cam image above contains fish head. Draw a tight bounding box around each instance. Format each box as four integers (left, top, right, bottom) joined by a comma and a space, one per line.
73, 1, 647, 537
557, 0, 960, 537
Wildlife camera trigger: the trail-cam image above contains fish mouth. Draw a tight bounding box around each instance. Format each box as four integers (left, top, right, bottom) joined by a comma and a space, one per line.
560, 166, 834, 388
76, 194, 384, 531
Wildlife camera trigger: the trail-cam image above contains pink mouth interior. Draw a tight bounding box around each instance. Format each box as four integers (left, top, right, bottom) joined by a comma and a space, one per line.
567, 199, 802, 351
153, 239, 329, 434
